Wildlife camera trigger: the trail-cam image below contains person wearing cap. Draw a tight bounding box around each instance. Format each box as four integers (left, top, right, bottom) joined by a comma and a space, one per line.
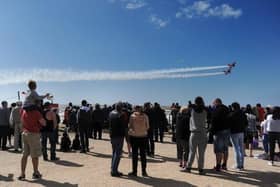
10, 101, 23, 151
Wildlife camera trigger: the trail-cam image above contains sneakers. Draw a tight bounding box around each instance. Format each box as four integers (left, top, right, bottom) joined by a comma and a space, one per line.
32, 172, 42, 179
111, 172, 123, 177
18, 174, 25, 181
128, 171, 137, 177
214, 165, 221, 172
142, 171, 148, 177
198, 169, 205, 175
221, 163, 227, 170
268, 161, 274, 166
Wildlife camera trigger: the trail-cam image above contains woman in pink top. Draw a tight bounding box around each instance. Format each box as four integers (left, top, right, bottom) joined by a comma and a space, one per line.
128, 105, 149, 177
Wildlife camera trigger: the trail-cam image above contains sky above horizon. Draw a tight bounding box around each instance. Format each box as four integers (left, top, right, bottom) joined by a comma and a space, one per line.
0, 0, 279, 107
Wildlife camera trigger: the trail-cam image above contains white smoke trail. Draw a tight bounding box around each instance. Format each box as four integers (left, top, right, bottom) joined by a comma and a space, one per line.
0, 66, 226, 85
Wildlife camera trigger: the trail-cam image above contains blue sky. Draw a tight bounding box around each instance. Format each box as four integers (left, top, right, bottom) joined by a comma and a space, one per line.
0, 0, 279, 106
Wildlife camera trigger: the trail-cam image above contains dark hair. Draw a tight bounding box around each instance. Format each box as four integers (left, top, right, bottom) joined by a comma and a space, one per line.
272, 107, 280, 120
81, 100, 87, 106
215, 98, 222, 105
194, 96, 205, 113
28, 80, 37, 90
256, 103, 261, 107
44, 102, 51, 108
116, 102, 122, 112
1, 101, 8, 107
231, 102, 240, 111
245, 104, 253, 114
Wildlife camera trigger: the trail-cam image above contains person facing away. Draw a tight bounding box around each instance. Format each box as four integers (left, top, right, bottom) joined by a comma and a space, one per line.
109, 102, 126, 177
211, 98, 230, 171
41, 102, 58, 161
18, 99, 46, 180
9, 101, 23, 151
71, 133, 81, 150
265, 106, 280, 166
144, 102, 155, 157
0, 101, 11, 150
244, 104, 258, 157
128, 105, 149, 177
228, 102, 248, 170
176, 106, 190, 169
23, 80, 49, 111
92, 103, 104, 140
77, 100, 91, 153
184, 97, 208, 175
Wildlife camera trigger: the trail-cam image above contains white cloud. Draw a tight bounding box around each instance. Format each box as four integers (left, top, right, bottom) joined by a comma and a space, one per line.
208, 4, 242, 18
176, 1, 242, 19
150, 15, 169, 28
125, 0, 147, 10
0, 65, 227, 84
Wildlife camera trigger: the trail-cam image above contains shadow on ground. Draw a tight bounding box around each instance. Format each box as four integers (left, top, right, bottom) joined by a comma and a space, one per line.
121, 175, 196, 187
0, 174, 14, 182
53, 160, 84, 167
25, 178, 78, 187
203, 169, 280, 187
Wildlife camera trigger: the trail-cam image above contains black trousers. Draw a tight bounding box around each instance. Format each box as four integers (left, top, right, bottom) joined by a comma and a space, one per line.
93, 122, 102, 139
0, 126, 9, 149
146, 130, 155, 155
79, 127, 89, 151
130, 136, 147, 173
268, 132, 280, 162
154, 124, 164, 142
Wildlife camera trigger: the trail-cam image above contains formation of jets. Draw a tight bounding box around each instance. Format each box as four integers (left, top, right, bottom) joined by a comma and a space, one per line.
223, 62, 236, 75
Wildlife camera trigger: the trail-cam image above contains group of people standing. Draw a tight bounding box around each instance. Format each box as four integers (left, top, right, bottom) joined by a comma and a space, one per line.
174, 97, 280, 175
1, 80, 279, 180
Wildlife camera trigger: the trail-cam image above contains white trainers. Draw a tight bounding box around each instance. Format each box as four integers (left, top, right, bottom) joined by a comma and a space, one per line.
268, 161, 274, 166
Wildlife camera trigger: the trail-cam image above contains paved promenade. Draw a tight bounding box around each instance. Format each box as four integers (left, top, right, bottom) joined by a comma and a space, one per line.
0, 132, 279, 187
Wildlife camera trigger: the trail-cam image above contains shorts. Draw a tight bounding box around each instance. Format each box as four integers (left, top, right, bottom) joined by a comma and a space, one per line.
22, 132, 42, 158
213, 129, 230, 154
244, 131, 255, 144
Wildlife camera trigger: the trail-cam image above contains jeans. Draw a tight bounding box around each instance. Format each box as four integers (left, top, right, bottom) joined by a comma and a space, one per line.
176, 139, 189, 161
268, 132, 280, 162
154, 124, 164, 142
213, 129, 230, 154
0, 126, 9, 149
187, 132, 207, 170
41, 131, 56, 159
146, 129, 155, 155
93, 122, 103, 139
230, 132, 244, 168
262, 134, 269, 154
111, 137, 124, 174
79, 127, 89, 152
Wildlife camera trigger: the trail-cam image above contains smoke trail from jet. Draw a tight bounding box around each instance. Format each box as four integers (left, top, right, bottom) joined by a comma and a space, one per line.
0, 66, 226, 85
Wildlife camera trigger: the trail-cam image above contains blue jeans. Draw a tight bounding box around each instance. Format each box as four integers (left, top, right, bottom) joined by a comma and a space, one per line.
262, 134, 269, 154
111, 137, 124, 174
230, 133, 244, 168
213, 129, 230, 154
41, 131, 56, 159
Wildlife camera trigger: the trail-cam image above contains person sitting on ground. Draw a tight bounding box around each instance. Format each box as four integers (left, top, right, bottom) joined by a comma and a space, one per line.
71, 133, 81, 150
60, 132, 71, 152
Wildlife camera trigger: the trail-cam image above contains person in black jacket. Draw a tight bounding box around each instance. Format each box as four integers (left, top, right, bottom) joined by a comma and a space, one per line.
153, 103, 167, 143
77, 100, 91, 153
92, 104, 104, 140
176, 107, 190, 168
211, 98, 230, 171
228, 102, 248, 170
144, 102, 155, 157
109, 102, 126, 177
